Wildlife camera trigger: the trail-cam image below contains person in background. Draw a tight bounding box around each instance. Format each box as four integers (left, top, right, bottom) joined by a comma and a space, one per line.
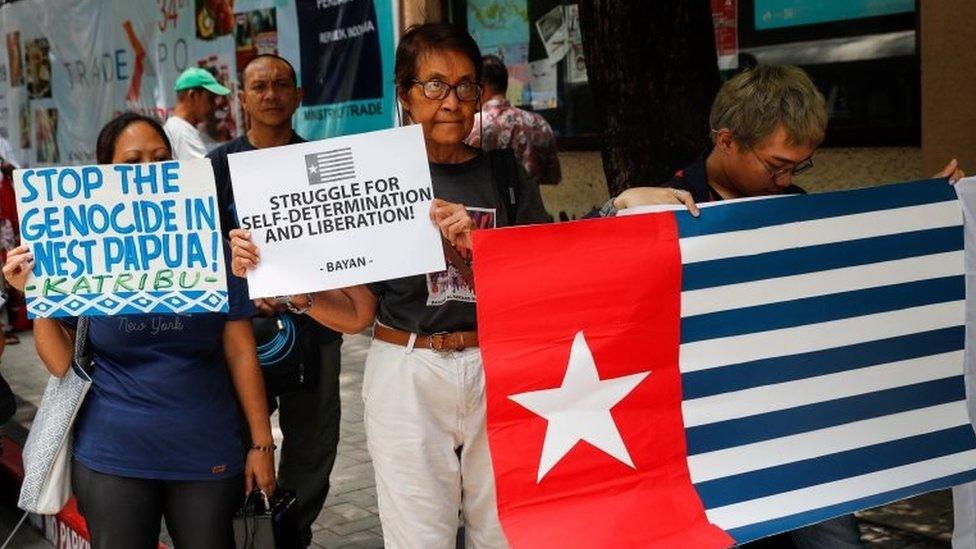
466, 54, 562, 187
2, 112, 274, 549
165, 67, 231, 160
206, 54, 342, 548
0, 134, 22, 345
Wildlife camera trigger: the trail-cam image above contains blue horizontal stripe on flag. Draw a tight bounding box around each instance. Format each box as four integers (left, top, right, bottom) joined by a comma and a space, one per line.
682, 226, 962, 292
684, 326, 964, 400
676, 179, 955, 238
682, 327, 964, 400
685, 376, 965, 455
724, 469, 976, 544
681, 276, 964, 343
694, 426, 976, 508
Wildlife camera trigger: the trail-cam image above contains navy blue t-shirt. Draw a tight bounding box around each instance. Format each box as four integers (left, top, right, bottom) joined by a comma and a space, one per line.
63, 249, 255, 481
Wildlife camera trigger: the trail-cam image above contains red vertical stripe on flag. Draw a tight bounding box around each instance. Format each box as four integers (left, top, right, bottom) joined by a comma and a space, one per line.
473, 214, 731, 548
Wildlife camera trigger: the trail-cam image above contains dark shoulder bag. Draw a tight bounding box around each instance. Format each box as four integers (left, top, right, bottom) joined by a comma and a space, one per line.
252, 314, 321, 397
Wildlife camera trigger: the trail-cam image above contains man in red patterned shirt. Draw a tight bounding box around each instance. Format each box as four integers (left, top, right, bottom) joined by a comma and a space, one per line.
466, 55, 562, 186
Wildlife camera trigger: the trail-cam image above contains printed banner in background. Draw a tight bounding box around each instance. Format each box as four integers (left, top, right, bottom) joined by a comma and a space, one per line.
14, 159, 228, 317
0, 0, 398, 169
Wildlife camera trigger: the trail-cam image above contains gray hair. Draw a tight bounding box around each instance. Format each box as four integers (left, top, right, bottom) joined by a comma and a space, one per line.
709, 65, 827, 148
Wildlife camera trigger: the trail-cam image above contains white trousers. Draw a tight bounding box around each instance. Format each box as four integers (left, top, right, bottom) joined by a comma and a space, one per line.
954, 482, 976, 548
362, 339, 508, 549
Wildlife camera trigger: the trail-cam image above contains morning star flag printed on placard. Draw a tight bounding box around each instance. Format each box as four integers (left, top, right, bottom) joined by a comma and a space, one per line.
472, 179, 976, 547
14, 159, 228, 318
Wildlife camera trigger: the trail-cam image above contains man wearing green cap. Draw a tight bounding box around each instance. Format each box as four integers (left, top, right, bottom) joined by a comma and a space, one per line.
164, 67, 231, 160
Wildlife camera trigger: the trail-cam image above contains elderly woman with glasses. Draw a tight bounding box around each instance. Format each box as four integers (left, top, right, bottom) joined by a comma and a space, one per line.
230, 22, 548, 548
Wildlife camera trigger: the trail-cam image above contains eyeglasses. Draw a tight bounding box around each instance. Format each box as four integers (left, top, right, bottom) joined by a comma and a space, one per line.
409, 79, 482, 102
749, 148, 814, 182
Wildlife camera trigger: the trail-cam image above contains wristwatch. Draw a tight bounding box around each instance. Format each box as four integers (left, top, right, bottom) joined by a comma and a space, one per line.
286, 293, 313, 315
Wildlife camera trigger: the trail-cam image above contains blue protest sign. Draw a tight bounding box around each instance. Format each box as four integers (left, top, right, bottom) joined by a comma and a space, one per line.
14, 159, 229, 317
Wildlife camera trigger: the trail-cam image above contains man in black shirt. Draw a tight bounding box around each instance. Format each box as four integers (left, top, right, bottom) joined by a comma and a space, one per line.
208, 54, 342, 547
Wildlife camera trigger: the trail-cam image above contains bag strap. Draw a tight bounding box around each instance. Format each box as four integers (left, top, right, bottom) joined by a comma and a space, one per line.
73, 317, 92, 374
488, 148, 520, 226
0, 511, 28, 549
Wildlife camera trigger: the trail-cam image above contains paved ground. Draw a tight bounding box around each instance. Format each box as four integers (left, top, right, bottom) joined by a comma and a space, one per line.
0, 331, 961, 548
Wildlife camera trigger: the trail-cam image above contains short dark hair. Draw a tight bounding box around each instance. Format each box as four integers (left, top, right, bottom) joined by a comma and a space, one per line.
95, 112, 171, 164
481, 55, 508, 94
394, 23, 482, 94
241, 54, 298, 87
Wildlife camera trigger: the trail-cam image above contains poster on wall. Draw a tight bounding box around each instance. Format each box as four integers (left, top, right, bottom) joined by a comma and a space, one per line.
467, 0, 531, 105
0, 0, 398, 169
5, 32, 22, 87
564, 4, 587, 84
196, 0, 236, 40
292, 0, 397, 139
711, 0, 738, 70
234, 7, 278, 69
534, 5, 568, 64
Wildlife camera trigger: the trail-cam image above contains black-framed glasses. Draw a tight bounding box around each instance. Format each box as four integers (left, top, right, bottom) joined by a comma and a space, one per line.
749, 148, 814, 181
409, 79, 482, 102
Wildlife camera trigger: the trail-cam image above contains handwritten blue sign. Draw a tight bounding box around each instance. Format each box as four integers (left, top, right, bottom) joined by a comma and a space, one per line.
14, 159, 228, 317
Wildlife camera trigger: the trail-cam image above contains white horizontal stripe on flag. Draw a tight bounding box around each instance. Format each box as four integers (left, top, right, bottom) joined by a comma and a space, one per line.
619, 194, 788, 216
705, 449, 976, 530
680, 301, 965, 372
682, 351, 963, 427
679, 201, 961, 264
687, 401, 970, 483
681, 251, 963, 317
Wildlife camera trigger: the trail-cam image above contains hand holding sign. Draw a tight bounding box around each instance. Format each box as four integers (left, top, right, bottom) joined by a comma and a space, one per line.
230, 199, 474, 280
430, 198, 474, 251
3, 245, 33, 292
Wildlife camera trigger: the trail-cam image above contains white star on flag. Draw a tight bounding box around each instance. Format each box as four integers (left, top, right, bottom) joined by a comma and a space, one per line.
509, 330, 651, 482
308, 165, 318, 174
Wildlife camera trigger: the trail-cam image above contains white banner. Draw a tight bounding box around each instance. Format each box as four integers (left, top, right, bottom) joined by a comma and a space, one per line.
0, 0, 398, 168
228, 124, 444, 298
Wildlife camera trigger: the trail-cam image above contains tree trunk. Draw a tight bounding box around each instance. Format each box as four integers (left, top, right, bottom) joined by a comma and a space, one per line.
578, 0, 720, 196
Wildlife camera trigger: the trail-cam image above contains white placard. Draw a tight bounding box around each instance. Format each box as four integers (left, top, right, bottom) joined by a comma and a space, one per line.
227, 124, 445, 298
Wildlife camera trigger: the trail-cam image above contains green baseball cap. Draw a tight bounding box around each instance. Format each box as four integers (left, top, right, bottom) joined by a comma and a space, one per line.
174, 67, 231, 95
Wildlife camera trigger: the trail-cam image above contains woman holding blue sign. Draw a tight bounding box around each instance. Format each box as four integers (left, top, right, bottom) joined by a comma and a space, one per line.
4, 112, 275, 549
230, 23, 549, 548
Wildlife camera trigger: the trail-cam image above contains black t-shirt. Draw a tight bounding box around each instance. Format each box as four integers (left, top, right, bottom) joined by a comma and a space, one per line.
369, 150, 550, 334
669, 150, 805, 202
207, 133, 342, 345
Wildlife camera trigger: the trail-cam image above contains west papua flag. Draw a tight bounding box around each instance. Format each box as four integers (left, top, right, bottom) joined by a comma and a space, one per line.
472, 179, 976, 547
